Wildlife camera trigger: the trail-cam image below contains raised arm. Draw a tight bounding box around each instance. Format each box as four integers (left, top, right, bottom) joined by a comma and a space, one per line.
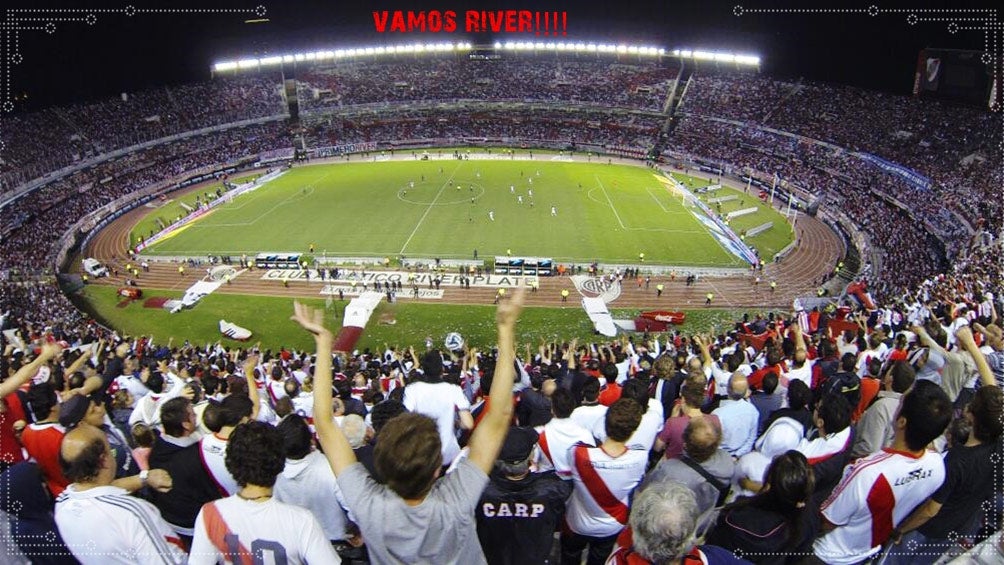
564, 338, 578, 371
468, 288, 525, 474
0, 343, 62, 398
790, 322, 807, 353
67, 340, 107, 397
955, 325, 995, 388
911, 325, 949, 358
291, 301, 357, 476
243, 355, 260, 421
693, 334, 713, 370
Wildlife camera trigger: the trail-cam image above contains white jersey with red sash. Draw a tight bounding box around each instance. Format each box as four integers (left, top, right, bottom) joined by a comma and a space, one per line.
534, 418, 595, 478
188, 495, 338, 565
813, 448, 946, 565
566, 443, 648, 538
199, 433, 238, 496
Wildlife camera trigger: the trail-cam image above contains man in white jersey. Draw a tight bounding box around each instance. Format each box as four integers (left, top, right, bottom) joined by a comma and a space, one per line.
811, 380, 952, 565
534, 388, 594, 478
591, 379, 664, 450
569, 378, 607, 435
55, 425, 185, 564
199, 367, 259, 496
189, 420, 339, 565
562, 398, 648, 565
128, 365, 187, 428
403, 349, 474, 466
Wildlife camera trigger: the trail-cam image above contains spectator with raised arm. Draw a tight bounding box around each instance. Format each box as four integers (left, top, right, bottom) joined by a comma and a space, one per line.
298, 289, 525, 564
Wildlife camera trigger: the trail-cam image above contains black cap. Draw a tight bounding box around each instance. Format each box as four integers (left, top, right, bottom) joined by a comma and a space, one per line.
498, 426, 538, 463
58, 395, 94, 429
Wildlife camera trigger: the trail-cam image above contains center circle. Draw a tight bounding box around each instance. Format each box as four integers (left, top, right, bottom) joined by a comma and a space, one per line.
398, 181, 487, 205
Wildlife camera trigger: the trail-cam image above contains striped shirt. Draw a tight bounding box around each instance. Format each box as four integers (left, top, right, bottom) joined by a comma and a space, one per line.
566, 444, 648, 537
55, 485, 186, 564
813, 448, 945, 565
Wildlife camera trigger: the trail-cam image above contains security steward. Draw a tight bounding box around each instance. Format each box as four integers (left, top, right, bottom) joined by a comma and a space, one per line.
476, 426, 573, 565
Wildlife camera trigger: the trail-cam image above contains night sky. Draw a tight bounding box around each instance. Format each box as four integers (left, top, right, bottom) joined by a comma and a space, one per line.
7, 0, 997, 110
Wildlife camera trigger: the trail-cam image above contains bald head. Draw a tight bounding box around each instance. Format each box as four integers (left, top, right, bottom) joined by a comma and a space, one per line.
541, 379, 557, 397
687, 357, 703, 373
727, 373, 749, 400
682, 416, 720, 462
59, 425, 111, 484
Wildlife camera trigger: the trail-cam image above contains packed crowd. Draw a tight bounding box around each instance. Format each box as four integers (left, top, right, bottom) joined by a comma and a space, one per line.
1, 240, 1003, 563
667, 114, 986, 300
303, 108, 664, 152
0, 75, 285, 192
679, 70, 1002, 232
677, 73, 799, 123
297, 57, 678, 113
0, 73, 1000, 565
0, 121, 292, 335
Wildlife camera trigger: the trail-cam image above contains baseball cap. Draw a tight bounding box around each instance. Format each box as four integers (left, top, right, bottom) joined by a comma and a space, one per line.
498, 426, 538, 464
59, 395, 95, 429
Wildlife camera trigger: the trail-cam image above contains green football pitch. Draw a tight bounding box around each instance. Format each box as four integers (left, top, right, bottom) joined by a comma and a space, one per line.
137, 159, 791, 266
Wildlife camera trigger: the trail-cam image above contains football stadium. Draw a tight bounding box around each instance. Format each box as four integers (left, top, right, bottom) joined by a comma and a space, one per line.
1, 1, 1002, 564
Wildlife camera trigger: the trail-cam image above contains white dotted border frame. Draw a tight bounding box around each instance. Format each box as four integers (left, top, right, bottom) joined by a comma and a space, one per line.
0, 4, 268, 154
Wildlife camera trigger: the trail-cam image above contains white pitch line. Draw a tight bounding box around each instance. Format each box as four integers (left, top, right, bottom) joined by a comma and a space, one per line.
595, 175, 627, 229
646, 186, 673, 213
399, 163, 463, 254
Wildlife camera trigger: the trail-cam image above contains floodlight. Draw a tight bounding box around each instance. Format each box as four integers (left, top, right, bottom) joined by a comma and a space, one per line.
213, 61, 238, 72
494, 41, 502, 49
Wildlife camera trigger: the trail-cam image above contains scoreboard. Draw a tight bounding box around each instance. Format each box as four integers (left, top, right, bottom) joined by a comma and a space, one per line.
914, 48, 994, 109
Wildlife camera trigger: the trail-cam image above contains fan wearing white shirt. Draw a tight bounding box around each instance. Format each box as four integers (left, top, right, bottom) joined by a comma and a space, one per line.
55, 425, 185, 564
534, 388, 594, 478
569, 379, 608, 435
189, 420, 339, 565
274, 414, 355, 543
128, 366, 187, 428
591, 379, 663, 451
